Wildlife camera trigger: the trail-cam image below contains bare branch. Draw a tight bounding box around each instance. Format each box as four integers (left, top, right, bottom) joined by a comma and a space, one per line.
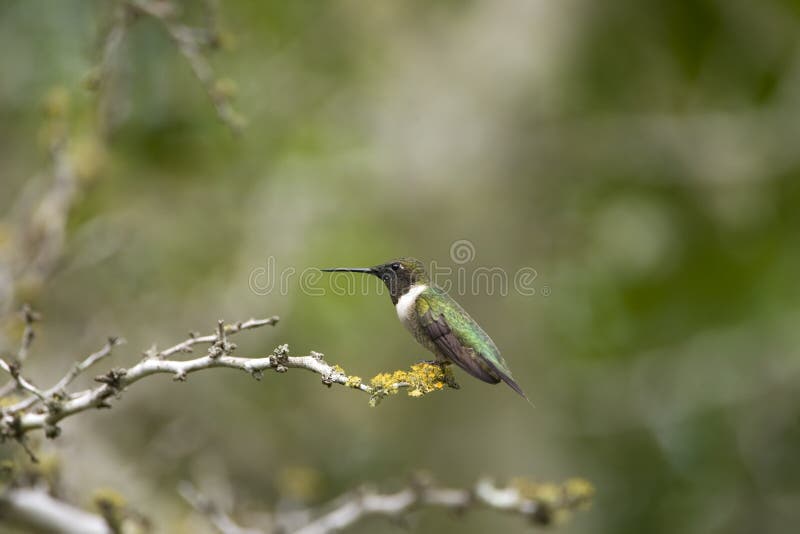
179, 482, 261, 534
1, 476, 593, 534
91, 1, 134, 137
0, 120, 80, 319
156, 316, 277, 359
183, 476, 595, 534
0, 357, 46, 402
0, 315, 454, 442
17, 304, 40, 364
128, 0, 245, 133
51, 337, 126, 393
9, 336, 126, 415
23, 130, 80, 282
292, 477, 594, 534
0, 487, 111, 534
0, 305, 42, 398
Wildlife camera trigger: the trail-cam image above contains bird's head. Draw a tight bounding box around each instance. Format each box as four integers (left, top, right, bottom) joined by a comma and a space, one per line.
321, 257, 429, 303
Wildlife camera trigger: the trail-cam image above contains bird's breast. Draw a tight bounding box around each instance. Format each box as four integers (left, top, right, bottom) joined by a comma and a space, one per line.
395, 284, 427, 330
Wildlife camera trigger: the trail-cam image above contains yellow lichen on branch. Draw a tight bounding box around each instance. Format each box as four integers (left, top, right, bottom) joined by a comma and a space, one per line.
344, 375, 362, 389
509, 477, 595, 525
368, 363, 454, 406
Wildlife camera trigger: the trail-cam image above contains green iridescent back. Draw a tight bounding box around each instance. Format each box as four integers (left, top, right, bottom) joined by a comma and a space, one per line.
416, 285, 515, 379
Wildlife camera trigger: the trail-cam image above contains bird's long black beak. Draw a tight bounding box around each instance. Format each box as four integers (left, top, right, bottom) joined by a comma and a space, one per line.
320, 267, 375, 274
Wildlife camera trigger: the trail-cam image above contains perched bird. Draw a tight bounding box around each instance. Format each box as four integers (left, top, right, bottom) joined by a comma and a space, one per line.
321, 257, 528, 400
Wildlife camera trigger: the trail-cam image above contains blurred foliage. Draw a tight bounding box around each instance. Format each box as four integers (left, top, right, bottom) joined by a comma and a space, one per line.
2, 0, 800, 533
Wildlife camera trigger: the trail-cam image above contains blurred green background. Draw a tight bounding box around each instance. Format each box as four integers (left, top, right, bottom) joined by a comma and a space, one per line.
3, 1, 800, 533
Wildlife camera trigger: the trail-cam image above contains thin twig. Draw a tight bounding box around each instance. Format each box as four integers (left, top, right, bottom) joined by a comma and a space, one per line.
53, 337, 126, 393
0, 305, 41, 397
17, 304, 39, 363
179, 482, 261, 534
128, 0, 244, 133
93, 1, 134, 137
155, 317, 278, 359
0, 358, 46, 402
7, 337, 126, 415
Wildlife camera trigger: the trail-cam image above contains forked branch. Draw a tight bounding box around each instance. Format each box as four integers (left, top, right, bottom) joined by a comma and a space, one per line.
0, 312, 456, 446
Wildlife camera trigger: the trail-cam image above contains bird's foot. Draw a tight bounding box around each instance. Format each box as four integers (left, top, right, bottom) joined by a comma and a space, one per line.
442, 367, 460, 390
415, 360, 460, 389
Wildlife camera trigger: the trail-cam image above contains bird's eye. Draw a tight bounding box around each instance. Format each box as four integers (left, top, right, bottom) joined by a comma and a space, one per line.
391, 263, 401, 271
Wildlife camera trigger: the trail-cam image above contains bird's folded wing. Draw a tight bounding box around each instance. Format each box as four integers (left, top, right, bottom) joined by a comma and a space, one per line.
415, 292, 529, 400
416, 296, 500, 384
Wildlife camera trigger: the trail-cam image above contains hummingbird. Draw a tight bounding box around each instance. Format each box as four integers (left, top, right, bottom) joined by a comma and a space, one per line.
321, 257, 527, 400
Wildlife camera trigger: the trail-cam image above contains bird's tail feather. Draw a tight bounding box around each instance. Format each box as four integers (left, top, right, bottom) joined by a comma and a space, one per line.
486, 361, 534, 406
448, 356, 534, 406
